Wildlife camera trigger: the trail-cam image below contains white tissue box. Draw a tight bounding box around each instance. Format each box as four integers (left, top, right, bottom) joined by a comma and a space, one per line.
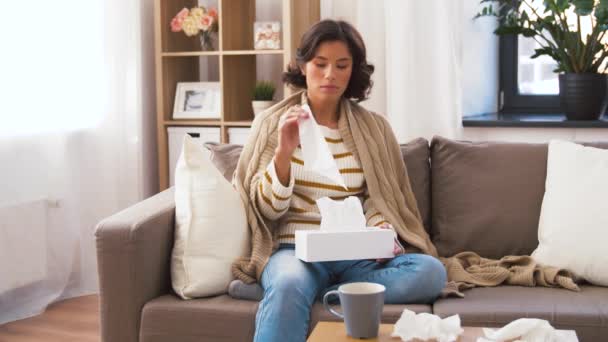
295, 228, 395, 262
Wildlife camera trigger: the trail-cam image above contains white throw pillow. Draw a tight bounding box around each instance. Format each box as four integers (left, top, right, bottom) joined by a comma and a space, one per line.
532, 140, 608, 286
171, 135, 249, 299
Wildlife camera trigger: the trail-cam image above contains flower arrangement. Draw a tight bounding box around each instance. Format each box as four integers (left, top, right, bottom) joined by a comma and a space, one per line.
171, 6, 219, 50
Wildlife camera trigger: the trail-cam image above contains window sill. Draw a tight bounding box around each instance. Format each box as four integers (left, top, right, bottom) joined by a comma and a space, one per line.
463, 113, 608, 128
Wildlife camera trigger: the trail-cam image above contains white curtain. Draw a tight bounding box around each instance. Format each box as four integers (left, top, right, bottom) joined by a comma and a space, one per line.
382, 0, 463, 142
0, 0, 157, 324
321, 0, 499, 143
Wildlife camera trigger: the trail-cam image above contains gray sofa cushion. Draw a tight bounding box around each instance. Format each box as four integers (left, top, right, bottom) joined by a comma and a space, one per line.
432, 285, 608, 342
140, 294, 431, 342
430, 137, 608, 259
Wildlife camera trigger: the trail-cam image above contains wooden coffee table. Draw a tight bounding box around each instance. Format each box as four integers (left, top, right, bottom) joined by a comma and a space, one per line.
307, 322, 486, 342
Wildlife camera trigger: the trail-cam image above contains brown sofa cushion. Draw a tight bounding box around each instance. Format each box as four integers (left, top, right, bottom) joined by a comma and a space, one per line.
431, 136, 549, 259
139, 294, 431, 342
430, 136, 608, 259
204, 142, 243, 182
432, 285, 608, 342
399, 138, 432, 233
205, 139, 432, 233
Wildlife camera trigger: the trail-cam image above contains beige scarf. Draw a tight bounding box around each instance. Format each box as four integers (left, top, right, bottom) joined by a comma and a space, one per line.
231, 90, 579, 296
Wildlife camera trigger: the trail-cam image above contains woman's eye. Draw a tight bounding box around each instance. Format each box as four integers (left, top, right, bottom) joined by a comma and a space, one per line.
314, 63, 348, 69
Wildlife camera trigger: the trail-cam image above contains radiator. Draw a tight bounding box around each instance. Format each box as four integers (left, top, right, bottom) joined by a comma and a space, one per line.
0, 199, 49, 294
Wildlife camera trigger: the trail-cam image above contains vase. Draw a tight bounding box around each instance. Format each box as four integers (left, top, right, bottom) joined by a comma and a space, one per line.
199, 31, 218, 51
559, 73, 608, 121
252, 101, 276, 116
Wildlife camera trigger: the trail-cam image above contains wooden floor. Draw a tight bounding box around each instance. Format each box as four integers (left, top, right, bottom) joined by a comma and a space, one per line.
0, 295, 99, 342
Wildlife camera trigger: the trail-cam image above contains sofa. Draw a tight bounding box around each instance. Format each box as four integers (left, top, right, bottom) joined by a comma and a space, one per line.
95, 136, 608, 342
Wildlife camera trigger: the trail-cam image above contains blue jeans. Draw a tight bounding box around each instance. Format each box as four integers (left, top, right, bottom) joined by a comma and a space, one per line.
253, 244, 447, 342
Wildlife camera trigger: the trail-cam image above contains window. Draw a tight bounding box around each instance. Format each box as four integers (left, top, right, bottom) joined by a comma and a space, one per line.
499, 3, 604, 115
0, 1, 104, 137
499, 35, 561, 113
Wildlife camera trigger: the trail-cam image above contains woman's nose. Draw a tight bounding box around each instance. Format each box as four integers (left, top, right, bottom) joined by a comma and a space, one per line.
324, 66, 336, 80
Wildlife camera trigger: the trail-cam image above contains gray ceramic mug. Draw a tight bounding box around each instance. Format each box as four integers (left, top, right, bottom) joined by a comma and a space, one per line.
322, 282, 386, 339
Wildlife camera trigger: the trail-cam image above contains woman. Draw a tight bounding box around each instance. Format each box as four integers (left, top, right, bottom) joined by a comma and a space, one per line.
232, 19, 447, 342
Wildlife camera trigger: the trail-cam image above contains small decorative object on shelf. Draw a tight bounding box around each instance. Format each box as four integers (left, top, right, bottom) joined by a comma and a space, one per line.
254, 21, 281, 50
173, 82, 221, 119
252, 80, 277, 116
170, 6, 219, 51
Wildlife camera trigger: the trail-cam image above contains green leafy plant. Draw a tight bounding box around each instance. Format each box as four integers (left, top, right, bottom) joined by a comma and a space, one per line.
252, 81, 276, 101
476, 0, 608, 73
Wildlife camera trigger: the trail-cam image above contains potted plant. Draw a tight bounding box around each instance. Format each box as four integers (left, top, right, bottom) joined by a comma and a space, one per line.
477, 0, 608, 120
252, 81, 277, 116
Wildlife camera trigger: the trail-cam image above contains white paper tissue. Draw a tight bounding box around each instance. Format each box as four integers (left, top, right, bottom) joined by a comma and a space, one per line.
316, 196, 366, 231
297, 104, 348, 189
391, 309, 463, 342
477, 318, 578, 342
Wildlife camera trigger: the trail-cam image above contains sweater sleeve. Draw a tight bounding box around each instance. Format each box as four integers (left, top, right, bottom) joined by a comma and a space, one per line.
255, 157, 295, 220
362, 187, 389, 227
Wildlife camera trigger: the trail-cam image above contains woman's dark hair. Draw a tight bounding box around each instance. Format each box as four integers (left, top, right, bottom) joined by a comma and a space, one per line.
282, 19, 374, 102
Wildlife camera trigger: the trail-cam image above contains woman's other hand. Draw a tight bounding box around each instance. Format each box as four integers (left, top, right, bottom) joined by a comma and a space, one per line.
375, 223, 404, 263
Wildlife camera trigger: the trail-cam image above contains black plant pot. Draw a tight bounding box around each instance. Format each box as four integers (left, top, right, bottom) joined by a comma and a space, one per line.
559, 73, 608, 120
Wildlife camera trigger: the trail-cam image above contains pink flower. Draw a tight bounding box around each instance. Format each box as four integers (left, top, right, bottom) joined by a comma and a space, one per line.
199, 15, 214, 31
170, 8, 189, 32
176, 8, 189, 21
171, 17, 183, 32
208, 8, 218, 19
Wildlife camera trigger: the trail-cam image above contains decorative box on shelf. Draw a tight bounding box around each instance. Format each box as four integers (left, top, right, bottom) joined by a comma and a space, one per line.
227, 127, 251, 145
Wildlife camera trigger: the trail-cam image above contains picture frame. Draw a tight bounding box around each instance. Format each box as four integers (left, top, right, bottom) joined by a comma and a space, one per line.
172, 82, 221, 119
254, 21, 281, 50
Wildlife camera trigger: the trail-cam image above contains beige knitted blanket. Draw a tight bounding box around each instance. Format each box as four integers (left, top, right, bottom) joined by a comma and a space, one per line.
231, 90, 579, 296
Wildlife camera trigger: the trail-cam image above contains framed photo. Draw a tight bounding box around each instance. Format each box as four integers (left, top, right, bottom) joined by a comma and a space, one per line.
254, 21, 281, 50
173, 82, 221, 119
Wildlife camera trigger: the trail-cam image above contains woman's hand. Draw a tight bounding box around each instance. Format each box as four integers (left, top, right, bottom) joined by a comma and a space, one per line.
275, 105, 309, 160
375, 223, 404, 263
274, 106, 309, 186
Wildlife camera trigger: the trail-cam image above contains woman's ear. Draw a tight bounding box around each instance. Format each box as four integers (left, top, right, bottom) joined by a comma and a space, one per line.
299, 65, 306, 76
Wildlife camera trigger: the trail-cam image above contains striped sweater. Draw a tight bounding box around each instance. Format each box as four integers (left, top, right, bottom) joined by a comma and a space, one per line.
255, 125, 390, 244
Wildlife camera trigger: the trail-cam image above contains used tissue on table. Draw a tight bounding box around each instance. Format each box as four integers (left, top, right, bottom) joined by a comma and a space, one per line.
295, 197, 395, 262
391, 309, 463, 342
477, 318, 578, 342
297, 104, 348, 189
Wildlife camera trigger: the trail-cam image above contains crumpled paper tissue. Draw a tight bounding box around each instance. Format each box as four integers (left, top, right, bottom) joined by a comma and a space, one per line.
316, 196, 367, 231
297, 104, 348, 190
477, 318, 578, 342
391, 309, 463, 342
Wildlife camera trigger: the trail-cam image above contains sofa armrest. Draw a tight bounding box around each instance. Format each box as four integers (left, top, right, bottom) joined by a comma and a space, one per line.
95, 188, 176, 342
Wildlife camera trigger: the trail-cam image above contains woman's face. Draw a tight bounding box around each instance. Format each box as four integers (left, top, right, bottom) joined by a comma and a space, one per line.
301, 40, 353, 102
